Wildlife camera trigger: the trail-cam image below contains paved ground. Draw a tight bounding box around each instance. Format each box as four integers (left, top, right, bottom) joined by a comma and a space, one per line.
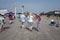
0, 16, 60, 40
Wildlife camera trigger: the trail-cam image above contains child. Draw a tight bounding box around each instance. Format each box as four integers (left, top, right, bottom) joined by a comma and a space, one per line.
20, 13, 26, 29
36, 14, 41, 31
50, 18, 56, 26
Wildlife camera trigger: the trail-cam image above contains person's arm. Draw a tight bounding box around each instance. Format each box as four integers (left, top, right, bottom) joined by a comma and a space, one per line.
32, 15, 34, 20
2, 17, 5, 24
39, 16, 41, 21
24, 16, 26, 21
26, 16, 29, 22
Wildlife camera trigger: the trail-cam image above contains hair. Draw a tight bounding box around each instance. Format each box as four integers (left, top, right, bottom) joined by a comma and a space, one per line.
29, 12, 32, 16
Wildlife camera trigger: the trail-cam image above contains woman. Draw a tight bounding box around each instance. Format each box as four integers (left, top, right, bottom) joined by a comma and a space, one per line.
36, 14, 41, 31
27, 12, 34, 31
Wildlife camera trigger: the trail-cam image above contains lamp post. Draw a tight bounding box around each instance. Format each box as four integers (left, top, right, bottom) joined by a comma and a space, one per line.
21, 5, 24, 14
14, 4, 17, 19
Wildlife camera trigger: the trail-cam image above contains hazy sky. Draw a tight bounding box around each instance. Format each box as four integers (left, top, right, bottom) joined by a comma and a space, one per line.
0, 0, 60, 13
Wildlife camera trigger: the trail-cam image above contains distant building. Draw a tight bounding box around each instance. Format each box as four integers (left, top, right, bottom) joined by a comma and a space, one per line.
46, 10, 60, 16
54, 11, 60, 14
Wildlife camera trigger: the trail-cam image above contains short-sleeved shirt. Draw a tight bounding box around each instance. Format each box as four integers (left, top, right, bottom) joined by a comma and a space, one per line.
36, 15, 41, 21
27, 15, 33, 22
8, 15, 13, 20
20, 14, 26, 22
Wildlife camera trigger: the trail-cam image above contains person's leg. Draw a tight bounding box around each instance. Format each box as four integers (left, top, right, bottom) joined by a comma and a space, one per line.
0, 24, 3, 32
50, 21, 53, 25
3, 20, 5, 24
10, 20, 13, 24
9, 20, 11, 23
0, 24, 1, 31
22, 22, 25, 29
29, 22, 33, 31
37, 23, 40, 31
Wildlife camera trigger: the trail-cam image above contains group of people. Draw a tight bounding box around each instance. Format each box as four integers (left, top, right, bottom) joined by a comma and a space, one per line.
0, 12, 59, 32
0, 14, 14, 32
20, 12, 41, 31
0, 12, 41, 32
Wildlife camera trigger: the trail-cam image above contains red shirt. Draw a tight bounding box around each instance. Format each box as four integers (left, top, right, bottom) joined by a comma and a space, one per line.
36, 15, 41, 21
8, 15, 13, 20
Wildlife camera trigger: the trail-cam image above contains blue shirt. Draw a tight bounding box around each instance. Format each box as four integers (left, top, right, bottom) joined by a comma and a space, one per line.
20, 14, 26, 22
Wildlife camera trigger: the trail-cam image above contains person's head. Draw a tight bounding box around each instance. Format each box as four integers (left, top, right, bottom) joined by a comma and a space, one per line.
29, 12, 32, 16
9, 14, 11, 16
37, 14, 39, 15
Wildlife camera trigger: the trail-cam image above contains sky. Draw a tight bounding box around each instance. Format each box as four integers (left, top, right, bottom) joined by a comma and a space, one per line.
0, 0, 60, 13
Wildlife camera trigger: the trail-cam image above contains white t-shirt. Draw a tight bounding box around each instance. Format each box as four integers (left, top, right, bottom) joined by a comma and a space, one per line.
27, 15, 33, 22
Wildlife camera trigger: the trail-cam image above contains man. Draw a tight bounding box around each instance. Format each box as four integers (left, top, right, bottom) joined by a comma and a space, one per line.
50, 18, 56, 26
20, 13, 26, 29
0, 15, 4, 32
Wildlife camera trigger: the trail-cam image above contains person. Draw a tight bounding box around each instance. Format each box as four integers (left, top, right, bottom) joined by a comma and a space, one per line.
8, 14, 13, 24
50, 18, 56, 26
20, 13, 26, 29
36, 14, 41, 31
0, 15, 4, 32
27, 12, 34, 31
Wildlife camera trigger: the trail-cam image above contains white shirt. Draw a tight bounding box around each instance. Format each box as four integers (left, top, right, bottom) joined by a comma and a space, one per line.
27, 15, 33, 22
51, 19, 54, 22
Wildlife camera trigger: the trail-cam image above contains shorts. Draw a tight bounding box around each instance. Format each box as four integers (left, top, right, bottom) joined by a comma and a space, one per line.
28, 22, 33, 27
51, 21, 55, 25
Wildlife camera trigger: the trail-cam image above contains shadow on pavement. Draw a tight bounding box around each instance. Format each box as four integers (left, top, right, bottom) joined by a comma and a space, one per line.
32, 27, 39, 31
26, 27, 39, 32
2, 27, 10, 31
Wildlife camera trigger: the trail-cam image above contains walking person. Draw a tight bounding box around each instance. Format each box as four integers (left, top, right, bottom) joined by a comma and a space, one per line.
0, 15, 4, 32
50, 18, 56, 26
20, 13, 26, 29
36, 14, 41, 31
27, 12, 34, 31
8, 14, 13, 24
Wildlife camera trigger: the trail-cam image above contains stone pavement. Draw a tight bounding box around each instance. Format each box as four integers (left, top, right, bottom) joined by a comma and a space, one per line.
0, 16, 60, 40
